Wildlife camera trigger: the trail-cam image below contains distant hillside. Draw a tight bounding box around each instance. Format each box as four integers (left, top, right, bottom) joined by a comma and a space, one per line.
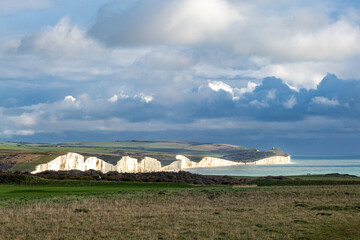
0, 141, 289, 172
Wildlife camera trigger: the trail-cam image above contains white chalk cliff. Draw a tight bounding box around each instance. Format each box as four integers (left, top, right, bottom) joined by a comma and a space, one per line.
246, 156, 291, 165
138, 157, 162, 173
31, 152, 290, 174
32, 152, 86, 173
175, 155, 291, 169
115, 156, 138, 173
176, 155, 244, 168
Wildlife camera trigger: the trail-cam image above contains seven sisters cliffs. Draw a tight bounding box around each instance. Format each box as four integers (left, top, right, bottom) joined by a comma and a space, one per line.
31, 152, 291, 174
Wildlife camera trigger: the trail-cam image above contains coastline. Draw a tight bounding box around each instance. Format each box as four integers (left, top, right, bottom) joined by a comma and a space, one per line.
31, 152, 291, 174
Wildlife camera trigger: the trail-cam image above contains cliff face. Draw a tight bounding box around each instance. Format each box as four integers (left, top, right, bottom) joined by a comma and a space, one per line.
137, 157, 162, 172
176, 155, 197, 168
249, 155, 291, 165
176, 155, 243, 168
84, 157, 114, 173
31, 153, 170, 174
197, 157, 244, 167
31, 152, 291, 174
161, 160, 181, 172
32, 153, 85, 173
115, 156, 138, 173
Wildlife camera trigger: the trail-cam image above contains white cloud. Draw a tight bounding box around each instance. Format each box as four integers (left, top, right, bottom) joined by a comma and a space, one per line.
18, 16, 103, 59
250, 100, 269, 108
64, 95, 76, 103
193, 64, 245, 79
0, 16, 151, 81
243, 62, 329, 89
267, 89, 276, 100
135, 48, 192, 70
108, 91, 131, 103
107, 94, 118, 103
91, 1, 360, 62
163, 0, 242, 44
208, 81, 234, 95
87, 0, 360, 89
208, 80, 257, 100
9, 113, 38, 127
134, 93, 154, 103
90, 0, 242, 45
283, 95, 297, 109
108, 91, 130, 103
311, 96, 340, 106
2, 130, 35, 136
232, 19, 360, 61
236, 82, 258, 95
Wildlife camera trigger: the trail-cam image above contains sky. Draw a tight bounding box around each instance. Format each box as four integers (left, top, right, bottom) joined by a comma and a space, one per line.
1, 0, 360, 155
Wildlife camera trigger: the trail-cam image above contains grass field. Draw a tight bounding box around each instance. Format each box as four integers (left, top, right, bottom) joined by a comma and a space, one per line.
0, 177, 359, 239
0, 181, 195, 206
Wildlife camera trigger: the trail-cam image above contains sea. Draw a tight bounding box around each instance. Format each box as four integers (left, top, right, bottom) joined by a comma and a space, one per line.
186, 155, 360, 177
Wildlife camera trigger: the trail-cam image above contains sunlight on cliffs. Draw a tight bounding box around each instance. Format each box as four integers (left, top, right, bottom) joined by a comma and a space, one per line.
31, 152, 291, 174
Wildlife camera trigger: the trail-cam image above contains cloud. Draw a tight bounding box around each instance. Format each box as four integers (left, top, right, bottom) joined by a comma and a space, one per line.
250, 100, 269, 108
64, 95, 76, 103
134, 93, 154, 103
0, 73, 360, 155
90, 1, 360, 62
235, 82, 258, 95
18, 16, 104, 59
2, 130, 35, 136
9, 113, 38, 127
208, 81, 234, 95
208, 80, 258, 100
1, 0, 360, 155
107, 94, 118, 103
1, 1, 359, 92
89, 0, 242, 46
266, 89, 276, 100
86, 0, 360, 89
135, 48, 193, 70
283, 95, 297, 109
311, 96, 340, 106
246, 62, 329, 89
0, 16, 150, 81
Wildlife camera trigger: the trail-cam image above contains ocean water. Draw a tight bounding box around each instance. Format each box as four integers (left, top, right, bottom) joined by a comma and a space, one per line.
186, 156, 360, 177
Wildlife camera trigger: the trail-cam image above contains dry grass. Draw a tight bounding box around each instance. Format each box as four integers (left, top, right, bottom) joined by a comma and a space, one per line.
0, 185, 360, 240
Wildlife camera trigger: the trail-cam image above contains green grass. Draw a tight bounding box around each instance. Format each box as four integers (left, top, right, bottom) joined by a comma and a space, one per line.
0, 145, 115, 154
0, 181, 194, 200
1, 175, 359, 203
0, 140, 248, 157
